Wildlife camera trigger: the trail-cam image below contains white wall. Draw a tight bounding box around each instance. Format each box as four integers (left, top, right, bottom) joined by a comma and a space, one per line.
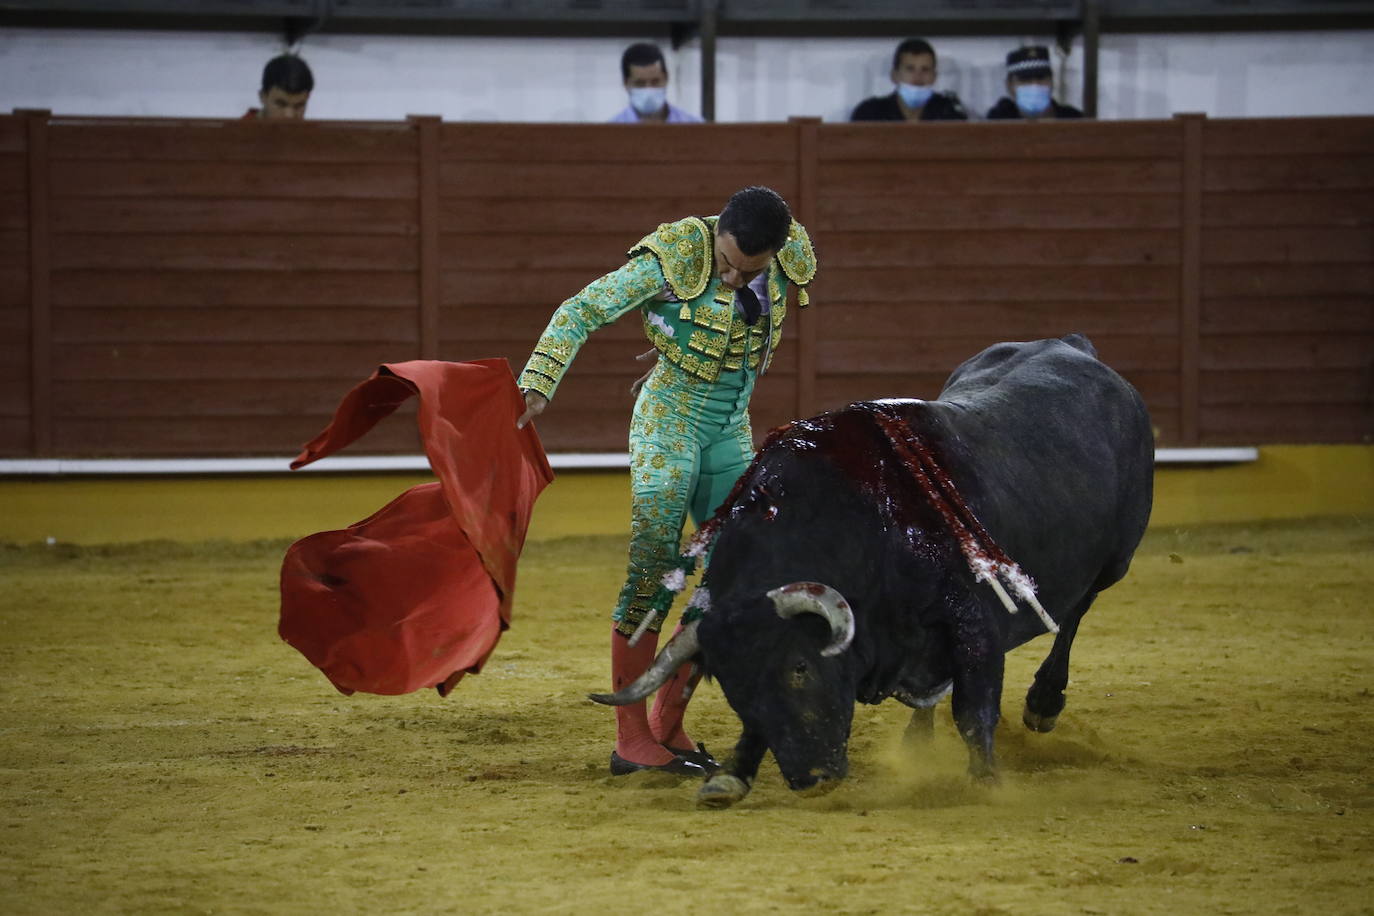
2, 26, 1372, 122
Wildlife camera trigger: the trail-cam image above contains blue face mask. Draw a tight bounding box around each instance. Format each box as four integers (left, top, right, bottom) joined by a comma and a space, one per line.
1015, 84, 1052, 116
896, 82, 934, 109
628, 87, 667, 116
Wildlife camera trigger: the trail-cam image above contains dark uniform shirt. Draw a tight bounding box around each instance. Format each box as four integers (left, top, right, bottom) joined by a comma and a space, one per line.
850, 91, 968, 122
985, 97, 1085, 120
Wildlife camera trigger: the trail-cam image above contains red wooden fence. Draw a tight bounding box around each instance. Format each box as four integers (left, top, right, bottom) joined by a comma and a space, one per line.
2, 111, 1370, 458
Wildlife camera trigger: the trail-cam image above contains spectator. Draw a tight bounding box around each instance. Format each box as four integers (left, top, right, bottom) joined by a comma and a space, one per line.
850, 38, 967, 122
246, 54, 313, 120
609, 43, 702, 123
986, 46, 1083, 120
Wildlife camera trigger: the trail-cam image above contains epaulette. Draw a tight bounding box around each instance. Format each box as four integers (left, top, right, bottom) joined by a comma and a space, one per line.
627, 216, 713, 302
775, 219, 817, 307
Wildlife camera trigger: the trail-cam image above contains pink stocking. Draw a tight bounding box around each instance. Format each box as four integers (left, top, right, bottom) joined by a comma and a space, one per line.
649, 624, 703, 752
610, 627, 676, 766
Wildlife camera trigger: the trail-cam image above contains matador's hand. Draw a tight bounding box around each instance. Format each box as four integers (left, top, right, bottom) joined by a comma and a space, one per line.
517, 390, 548, 429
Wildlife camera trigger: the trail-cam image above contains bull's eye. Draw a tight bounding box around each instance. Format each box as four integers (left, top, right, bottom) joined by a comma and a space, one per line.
789, 660, 810, 689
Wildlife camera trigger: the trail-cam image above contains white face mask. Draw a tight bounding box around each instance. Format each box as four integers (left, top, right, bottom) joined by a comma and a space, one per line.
896, 82, 934, 109
628, 87, 667, 116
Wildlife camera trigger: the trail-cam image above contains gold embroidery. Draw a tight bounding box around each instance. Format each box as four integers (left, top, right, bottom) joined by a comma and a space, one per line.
775, 219, 817, 295
628, 217, 712, 301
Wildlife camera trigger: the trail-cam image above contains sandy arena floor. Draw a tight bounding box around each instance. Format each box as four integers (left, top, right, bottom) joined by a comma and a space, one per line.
1, 516, 1371, 914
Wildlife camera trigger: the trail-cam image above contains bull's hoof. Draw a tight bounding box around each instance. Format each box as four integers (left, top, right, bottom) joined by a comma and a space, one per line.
968, 767, 1001, 786
795, 778, 841, 798
1022, 704, 1059, 733
697, 774, 750, 809
903, 706, 936, 745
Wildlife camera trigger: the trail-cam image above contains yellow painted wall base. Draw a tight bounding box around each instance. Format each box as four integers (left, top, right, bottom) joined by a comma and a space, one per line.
1150, 445, 1374, 526
0, 445, 1369, 545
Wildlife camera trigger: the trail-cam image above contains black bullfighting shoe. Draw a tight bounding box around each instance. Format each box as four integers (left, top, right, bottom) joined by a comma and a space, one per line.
609, 750, 708, 778
664, 742, 720, 776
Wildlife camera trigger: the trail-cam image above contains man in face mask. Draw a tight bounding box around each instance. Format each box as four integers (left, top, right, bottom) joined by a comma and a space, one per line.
850, 38, 967, 122
609, 42, 703, 123
986, 45, 1085, 121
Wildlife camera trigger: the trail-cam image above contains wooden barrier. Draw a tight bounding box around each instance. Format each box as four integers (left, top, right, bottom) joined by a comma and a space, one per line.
1, 112, 1370, 458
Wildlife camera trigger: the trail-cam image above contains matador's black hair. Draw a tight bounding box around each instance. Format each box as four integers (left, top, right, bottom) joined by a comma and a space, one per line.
718, 186, 792, 256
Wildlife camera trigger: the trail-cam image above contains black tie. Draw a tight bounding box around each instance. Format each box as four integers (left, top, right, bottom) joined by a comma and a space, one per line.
736, 284, 761, 326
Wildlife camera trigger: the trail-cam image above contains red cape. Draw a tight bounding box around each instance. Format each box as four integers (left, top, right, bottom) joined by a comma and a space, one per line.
278, 359, 553, 696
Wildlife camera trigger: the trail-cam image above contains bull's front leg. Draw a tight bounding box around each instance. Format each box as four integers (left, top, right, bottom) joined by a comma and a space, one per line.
697, 726, 767, 809
950, 607, 1005, 783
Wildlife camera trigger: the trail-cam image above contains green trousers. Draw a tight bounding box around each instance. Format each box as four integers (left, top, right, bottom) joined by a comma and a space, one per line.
612, 357, 755, 637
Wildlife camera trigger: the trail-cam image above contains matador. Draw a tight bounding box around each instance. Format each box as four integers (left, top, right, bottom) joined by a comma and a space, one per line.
516, 187, 817, 777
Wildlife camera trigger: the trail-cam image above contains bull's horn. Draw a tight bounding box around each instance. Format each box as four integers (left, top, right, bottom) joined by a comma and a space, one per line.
588, 620, 701, 706
768, 582, 855, 657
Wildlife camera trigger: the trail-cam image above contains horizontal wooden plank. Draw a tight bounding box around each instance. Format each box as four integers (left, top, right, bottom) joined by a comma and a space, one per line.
0, 342, 29, 413
53, 378, 424, 418
53, 342, 427, 381
822, 301, 1179, 339
817, 192, 1180, 232
440, 316, 646, 348
440, 122, 798, 163
1201, 298, 1374, 334
817, 334, 1178, 373
51, 270, 417, 308
50, 161, 417, 200
0, 417, 32, 456
440, 196, 730, 234
52, 197, 418, 235
818, 119, 1183, 161
1147, 409, 1182, 446
0, 193, 27, 231
516, 410, 631, 452
439, 232, 640, 272
0, 230, 28, 271
817, 265, 1178, 303
53, 307, 420, 345
0, 116, 26, 154
1200, 333, 1374, 370
822, 229, 1178, 268
1201, 265, 1374, 299
816, 371, 973, 405
1203, 156, 1374, 193
49, 122, 418, 163
815, 367, 1181, 410
1203, 117, 1374, 158
1201, 226, 1373, 265
1200, 369, 1372, 406
0, 156, 27, 196
52, 233, 418, 272
1200, 405, 1371, 445
440, 161, 797, 200
1203, 190, 1374, 228
440, 268, 626, 306
50, 416, 424, 457
0, 308, 30, 341
0, 268, 28, 309
820, 159, 1181, 197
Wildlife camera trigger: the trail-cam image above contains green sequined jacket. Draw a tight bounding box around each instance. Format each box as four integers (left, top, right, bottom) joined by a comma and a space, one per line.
518, 215, 816, 400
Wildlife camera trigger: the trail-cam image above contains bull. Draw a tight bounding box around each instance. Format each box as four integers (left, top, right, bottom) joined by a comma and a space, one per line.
592, 335, 1153, 808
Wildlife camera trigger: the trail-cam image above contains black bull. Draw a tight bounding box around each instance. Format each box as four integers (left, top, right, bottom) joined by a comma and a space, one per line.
593, 335, 1154, 808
